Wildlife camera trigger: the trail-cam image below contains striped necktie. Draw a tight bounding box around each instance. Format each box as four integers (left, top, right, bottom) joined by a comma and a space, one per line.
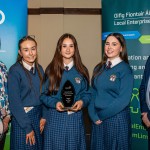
65, 66, 69, 71
106, 61, 112, 69
30, 67, 34, 74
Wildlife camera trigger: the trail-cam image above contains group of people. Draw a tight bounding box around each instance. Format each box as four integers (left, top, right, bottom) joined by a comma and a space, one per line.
0, 32, 149, 150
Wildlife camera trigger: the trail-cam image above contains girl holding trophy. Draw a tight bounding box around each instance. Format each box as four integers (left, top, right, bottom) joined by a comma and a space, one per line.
40, 33, 91, 150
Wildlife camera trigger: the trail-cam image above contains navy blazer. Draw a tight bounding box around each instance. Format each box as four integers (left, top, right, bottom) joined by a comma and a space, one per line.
139, 56, 150, 113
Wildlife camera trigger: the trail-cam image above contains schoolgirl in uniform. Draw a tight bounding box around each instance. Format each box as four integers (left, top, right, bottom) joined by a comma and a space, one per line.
40, 33, 91, 150
88, 33, 134, 150
8, 36, 46, 150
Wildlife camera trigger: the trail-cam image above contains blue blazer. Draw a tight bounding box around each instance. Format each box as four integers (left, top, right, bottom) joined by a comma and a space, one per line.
139, 56, 150, 113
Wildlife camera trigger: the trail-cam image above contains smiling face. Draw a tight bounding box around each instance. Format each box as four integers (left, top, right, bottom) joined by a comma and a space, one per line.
19, 40, 37, 66
104, 36, 122, 60
60, 38, 75, 64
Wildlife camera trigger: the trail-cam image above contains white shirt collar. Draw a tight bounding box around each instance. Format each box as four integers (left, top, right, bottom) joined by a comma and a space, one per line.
107, 57, 122, 68
22, 60, 35, 71
64, 61, 74, 70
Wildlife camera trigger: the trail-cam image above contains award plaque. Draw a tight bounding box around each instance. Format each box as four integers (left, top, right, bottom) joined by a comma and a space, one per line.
61, 80, 75, 110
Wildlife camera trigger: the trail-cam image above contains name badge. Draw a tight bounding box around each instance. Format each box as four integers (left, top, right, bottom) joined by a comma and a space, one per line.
75, 77, 81, 84
110, 74, 117, 82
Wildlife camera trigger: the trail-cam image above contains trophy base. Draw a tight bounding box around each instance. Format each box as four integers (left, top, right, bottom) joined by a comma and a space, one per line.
62, 107, 73, 111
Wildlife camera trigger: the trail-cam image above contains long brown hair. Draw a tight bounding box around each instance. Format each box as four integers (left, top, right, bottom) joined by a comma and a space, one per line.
44, 33, 89, 95
17, 36, 43, 83
92, 32, 129, 80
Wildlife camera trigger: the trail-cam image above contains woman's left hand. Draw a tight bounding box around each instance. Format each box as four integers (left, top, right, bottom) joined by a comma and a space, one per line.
71, 100, 83, 112
3, 117, 10, 133
40, 118, 46, 133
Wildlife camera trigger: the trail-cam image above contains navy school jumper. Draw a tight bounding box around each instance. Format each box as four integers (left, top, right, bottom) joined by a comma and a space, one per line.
8, 62, 47, 150
88, 61, 134, 150
40, 66, 91, 150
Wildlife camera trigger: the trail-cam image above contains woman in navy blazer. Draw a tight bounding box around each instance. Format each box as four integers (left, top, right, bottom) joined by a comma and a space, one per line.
139, 56, 150, 149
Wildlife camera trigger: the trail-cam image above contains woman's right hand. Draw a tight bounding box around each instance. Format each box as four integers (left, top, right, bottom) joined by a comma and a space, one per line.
56, 102, 64, 111
95, 120, 102, 125
142, 112, 150, 128
26, 130, 35, 146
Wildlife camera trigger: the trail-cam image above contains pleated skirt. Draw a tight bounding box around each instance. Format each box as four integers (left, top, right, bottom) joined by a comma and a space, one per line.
43, 109, 87, 150
10, 106, 42, 150
90, 107, 131, 150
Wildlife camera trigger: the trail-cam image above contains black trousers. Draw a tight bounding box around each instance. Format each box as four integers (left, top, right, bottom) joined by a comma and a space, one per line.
0, 134, 6, 150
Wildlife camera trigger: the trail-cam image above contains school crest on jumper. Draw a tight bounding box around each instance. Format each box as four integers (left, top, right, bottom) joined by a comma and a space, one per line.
75, 77, 81, 84
110, 74, 117, 81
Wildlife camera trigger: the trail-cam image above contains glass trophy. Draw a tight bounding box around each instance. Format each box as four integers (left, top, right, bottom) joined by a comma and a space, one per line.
61, 80, 75, 111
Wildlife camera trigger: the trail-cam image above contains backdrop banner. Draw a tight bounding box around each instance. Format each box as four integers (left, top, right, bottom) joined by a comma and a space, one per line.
0, 1, 27, 149
101, 0, 150, 149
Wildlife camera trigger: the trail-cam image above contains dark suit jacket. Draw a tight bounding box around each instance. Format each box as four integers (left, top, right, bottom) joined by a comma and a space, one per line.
139, 56, 150, 114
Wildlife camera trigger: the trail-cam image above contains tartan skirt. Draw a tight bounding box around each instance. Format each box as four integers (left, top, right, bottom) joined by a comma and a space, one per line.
43, 109, 87, 150
90, 107, 131, 150
10, 106, 42, 150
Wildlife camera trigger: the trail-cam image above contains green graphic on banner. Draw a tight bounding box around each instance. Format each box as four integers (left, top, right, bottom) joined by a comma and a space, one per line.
130, 88, 139, 114
139, 35, 150, 44
102, 0, 150, 149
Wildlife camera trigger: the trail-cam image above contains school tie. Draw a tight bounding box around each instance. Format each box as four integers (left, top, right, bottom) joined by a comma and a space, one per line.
106, 61, 112, 69
65, 66, 69, 71
30, 67, 34, 74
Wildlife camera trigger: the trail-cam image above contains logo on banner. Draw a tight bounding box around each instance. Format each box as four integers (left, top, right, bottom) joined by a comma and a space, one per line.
130, 88, 140, 114
0, 10, 5, 24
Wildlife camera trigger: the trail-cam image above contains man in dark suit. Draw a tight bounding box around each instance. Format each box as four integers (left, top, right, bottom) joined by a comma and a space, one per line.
139, 56, 150, 149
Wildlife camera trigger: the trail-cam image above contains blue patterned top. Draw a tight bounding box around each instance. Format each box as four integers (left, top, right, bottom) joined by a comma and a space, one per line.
0, 61, 10, 119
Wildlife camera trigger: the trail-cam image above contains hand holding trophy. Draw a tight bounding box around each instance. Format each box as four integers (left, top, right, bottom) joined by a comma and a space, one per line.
71, 100, 83, 112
